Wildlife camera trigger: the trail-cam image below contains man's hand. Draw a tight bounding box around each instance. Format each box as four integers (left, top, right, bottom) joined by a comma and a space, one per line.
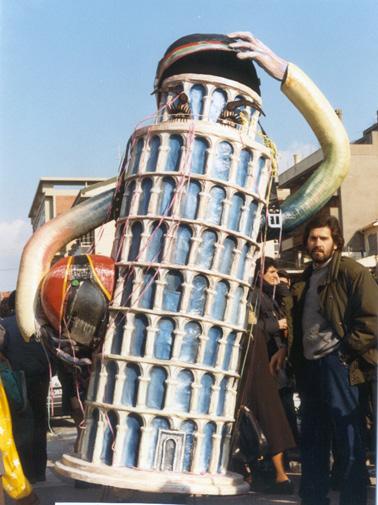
227, 31, 288, 81
269, 347, 287, 376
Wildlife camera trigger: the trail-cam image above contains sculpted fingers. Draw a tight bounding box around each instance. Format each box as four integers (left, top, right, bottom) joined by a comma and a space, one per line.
228, 38, 265, 64
227, 31, 257, 43
235, 50, 260, 61
228, 41, 254, 50
228, 30, 287, 81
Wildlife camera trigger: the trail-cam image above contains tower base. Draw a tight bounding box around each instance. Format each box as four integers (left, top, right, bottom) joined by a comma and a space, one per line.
55, 454, 249, 495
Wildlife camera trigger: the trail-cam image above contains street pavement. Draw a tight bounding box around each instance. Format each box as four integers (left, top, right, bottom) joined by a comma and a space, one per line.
11, 419, 376, 505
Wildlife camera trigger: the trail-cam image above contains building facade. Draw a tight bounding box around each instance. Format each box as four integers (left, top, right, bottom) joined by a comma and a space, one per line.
29, 177, 116, 258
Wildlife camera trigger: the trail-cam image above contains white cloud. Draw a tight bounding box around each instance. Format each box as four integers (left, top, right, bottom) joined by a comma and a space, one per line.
278, 141, 319, 173
0, 219, 32, 291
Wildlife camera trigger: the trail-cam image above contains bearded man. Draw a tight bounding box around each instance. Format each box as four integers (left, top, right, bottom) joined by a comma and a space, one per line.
290, 214, 378, 505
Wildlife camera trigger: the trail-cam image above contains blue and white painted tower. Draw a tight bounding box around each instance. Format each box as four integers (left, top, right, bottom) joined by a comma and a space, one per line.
57, 34, 273, 494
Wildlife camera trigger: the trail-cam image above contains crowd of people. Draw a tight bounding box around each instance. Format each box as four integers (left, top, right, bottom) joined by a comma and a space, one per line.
0, 215, 377, 505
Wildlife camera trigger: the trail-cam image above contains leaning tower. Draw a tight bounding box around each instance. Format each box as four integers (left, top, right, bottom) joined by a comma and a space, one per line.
56, 34, 273, 495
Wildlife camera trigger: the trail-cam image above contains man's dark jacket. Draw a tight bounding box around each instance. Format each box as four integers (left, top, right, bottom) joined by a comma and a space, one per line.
290, 251, 378, 385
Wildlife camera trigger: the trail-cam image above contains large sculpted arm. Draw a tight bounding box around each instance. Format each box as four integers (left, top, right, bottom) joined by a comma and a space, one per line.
228, 32, 350, 232
16, 188, 114, 341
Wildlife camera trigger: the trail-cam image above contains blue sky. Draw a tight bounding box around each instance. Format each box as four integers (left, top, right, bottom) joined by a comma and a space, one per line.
1, 0, 377, 289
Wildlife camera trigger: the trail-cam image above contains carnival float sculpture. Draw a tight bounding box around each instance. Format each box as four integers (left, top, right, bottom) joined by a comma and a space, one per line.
15, 32, 350, 494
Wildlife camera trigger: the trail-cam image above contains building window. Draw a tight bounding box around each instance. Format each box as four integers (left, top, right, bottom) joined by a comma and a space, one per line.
131, 138, 144, 174
230, 287, 243, 325
100, 410, 118, 466
146, 136, 161, 172
209, 89, 227, 122
110, 313, 125, 354
218, 237, 236, 275
140, 269, 156, 309
154, 318, 175, 360
236, 149, 252, 187
212, 141, 233, 181
188, 275, 208, 316
180, 322, 201, 363
174, 370, 193, 412
159, 177, 175, 216
172, 225, 192, 265
197, 373, 214, 414
189, 84, 205, 120
211, 281, 229, 320
208, 187, 225, 225
191, 137, 208, 175
199, 422, 216, 472
180, 420, 197, 471
122, 414, 142, 467
122, 364, 140, 407
228, 193, 244, 231
367, 233, 378, 255
146, 367, 167, 409
103, 361, 117, 403
165, 135, 183, 171
222, 332, 236, 370
130, 315, 148, 357
146, 223, 166, 263
128, 222, 143, 261
203, 326, 222, 367
196, 230, 217, 270
138, 179, 152, 215
162, 271, 183, 312
180, 181, 201, 219
216, 378, 228, 416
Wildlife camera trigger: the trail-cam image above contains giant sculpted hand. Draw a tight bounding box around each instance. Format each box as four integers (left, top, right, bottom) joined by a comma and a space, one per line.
228, 31, 288, 81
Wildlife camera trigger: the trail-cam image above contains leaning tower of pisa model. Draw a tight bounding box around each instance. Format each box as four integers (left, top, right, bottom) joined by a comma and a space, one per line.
56, 34, 273, 495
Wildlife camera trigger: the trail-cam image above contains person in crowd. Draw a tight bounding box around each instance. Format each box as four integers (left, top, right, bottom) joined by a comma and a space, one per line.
254, 257, 290, 368
278, 269, 291, 287
232, 256, 296, 494
0, 376, 39, 505
277, 268, 294, 323
0, 291, 50, 483
255, 259, 299, 446
0, 296, 12, 318
290, 214, 378, 505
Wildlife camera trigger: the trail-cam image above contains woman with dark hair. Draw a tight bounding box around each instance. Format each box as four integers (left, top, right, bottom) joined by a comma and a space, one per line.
233, 257, 296, 494
255, 258, 299, 444
254, 257, 291, 372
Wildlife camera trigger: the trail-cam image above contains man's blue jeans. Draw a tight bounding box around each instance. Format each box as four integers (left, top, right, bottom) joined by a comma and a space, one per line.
298, 351, 368, 505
